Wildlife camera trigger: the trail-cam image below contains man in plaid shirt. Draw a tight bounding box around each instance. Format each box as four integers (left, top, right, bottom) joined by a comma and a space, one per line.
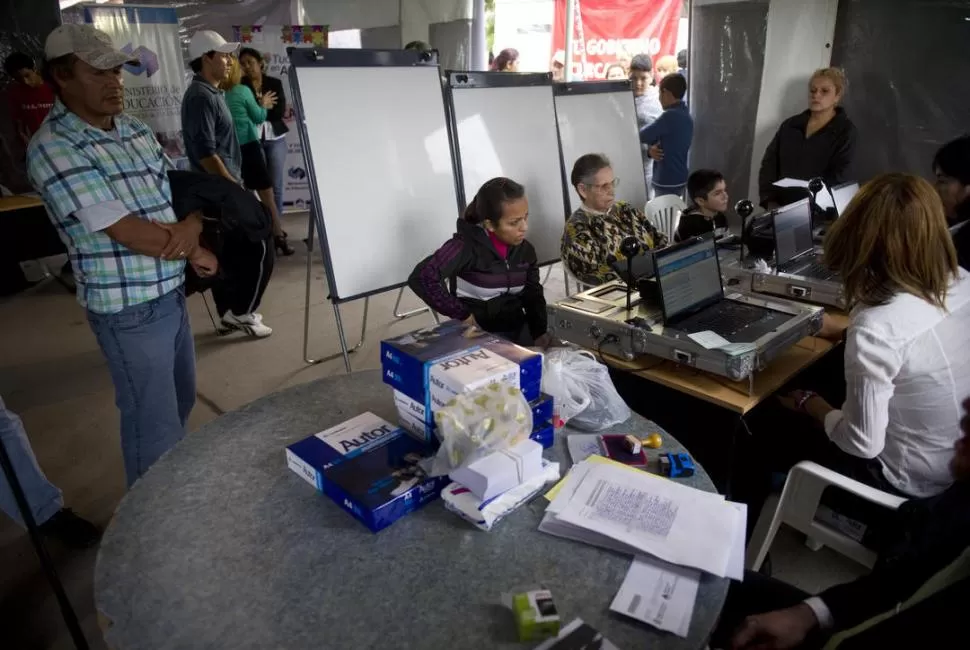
27, 25, 219, 487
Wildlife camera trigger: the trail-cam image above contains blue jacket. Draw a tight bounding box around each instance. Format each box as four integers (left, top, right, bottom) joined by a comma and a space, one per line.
639, 101, 693, 189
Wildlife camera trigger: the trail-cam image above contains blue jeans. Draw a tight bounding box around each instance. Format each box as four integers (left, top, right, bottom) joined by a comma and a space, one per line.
0, 397, 63, 527
262, 137, 288, 218
87, 289, 196, 487
652, 184, 686, 199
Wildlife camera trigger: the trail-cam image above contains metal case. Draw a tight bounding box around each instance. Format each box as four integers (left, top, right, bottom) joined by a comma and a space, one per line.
547, 282, 824, 383
718, 250, 846, 310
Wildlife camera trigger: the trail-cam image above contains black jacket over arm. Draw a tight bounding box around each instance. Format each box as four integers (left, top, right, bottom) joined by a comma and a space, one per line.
758, 107, 857, 207
818, 481, 970, 648
243, 75, 289, 139
952, 199, 970, 272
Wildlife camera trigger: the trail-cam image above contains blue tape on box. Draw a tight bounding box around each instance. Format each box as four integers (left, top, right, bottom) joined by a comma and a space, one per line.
381, 320, 543, 408
395, 391, 553, 444
285, 412, 447, 532
531, 420, 555, 449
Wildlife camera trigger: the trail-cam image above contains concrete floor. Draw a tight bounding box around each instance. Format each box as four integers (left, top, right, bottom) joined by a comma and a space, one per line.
0, 211, 863, 649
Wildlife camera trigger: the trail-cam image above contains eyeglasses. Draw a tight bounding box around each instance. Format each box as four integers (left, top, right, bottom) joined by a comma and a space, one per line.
585, 178, 619, 192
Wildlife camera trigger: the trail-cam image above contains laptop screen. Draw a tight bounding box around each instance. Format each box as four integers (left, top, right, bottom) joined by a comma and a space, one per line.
773, 198, 814, 266
832, 182, 859, 216
654, 236, 722, 321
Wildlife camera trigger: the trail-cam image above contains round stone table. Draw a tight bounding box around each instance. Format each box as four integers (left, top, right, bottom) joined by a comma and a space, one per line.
95, 370, 728, 649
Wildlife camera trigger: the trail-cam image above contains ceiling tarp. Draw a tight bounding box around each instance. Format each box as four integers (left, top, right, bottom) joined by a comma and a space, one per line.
300, 0, 472, 45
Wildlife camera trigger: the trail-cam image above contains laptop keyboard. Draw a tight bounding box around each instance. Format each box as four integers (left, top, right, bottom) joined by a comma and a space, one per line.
676, 301, 779, 338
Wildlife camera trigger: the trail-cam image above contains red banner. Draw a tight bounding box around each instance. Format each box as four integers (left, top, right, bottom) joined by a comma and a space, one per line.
552, 0, 681, 80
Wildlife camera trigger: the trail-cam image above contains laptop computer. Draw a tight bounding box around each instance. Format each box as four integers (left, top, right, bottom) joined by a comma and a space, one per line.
831, 181, 859, 217
773, 198, 838, 280
652, 234, 795, 341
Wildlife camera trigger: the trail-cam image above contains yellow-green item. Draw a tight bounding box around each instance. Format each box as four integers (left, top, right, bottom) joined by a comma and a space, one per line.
512, 589, 561, 642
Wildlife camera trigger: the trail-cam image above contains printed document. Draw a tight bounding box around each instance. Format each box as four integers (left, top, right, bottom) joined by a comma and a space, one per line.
610, 555, 700, 637
550, 462, 740, 576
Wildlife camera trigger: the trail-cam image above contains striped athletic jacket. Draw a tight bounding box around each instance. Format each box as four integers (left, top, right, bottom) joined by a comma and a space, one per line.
409, 219, 547, 342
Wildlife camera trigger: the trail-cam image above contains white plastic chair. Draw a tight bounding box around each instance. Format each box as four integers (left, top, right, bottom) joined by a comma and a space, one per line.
644, 194, 686, 240
746, 461, 907, 571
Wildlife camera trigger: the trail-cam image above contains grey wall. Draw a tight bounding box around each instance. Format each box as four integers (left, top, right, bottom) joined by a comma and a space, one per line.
830, 0, 970, 181
689, 1, 770, 208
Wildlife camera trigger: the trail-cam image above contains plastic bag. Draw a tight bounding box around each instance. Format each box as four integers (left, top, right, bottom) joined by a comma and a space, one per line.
430, 384, 533, 476
541, 348, 630, 431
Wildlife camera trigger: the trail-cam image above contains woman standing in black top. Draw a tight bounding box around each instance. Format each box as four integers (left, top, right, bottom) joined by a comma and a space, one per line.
239, 47, 294, 256
758, 67, 857, 208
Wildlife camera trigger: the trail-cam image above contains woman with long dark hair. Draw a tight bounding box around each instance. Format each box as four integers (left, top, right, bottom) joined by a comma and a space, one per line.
408, 178, 549, 346
490, 48, 520, 72
238, 47, 294, 256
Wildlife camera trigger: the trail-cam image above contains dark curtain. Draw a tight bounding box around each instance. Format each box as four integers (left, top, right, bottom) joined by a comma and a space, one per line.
689, 0, 770, 209
830, 0, 970, 181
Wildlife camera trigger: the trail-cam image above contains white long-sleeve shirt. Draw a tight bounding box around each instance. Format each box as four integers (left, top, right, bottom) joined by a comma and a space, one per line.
823, 268, 970, 497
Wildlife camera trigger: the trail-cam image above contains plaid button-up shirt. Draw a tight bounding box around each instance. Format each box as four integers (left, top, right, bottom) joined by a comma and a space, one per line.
27, 99, 184, 314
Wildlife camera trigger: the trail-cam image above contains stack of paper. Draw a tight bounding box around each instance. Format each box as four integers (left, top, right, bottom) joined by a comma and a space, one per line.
540, 457, 747, 638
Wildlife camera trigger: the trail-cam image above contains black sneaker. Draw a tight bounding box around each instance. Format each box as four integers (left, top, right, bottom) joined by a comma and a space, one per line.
38, 509, 101, 549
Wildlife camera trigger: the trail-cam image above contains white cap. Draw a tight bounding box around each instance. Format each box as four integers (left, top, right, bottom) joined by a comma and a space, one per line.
45, 24, 137, 70
552, 50, 566, 66
188, 30, 239, 61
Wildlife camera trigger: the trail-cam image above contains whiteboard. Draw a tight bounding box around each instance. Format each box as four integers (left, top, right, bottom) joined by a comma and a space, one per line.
291, 62, 460, 301
554, 82, 648, 214
449, 76, 568, 266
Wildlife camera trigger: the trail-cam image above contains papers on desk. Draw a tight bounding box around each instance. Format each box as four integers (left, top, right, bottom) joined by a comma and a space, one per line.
772, 178, 834, 209
541, 459, 746, 579
610, 555, 700, 637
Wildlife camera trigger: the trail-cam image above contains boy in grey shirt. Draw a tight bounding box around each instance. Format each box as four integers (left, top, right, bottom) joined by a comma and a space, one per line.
630, 54, 663, 197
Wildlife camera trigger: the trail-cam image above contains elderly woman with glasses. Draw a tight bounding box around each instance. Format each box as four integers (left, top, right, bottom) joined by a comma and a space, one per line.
561, 153, 668, 286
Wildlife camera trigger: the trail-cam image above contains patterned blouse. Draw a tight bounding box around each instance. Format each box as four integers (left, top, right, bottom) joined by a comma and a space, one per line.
561, 201, 668, 287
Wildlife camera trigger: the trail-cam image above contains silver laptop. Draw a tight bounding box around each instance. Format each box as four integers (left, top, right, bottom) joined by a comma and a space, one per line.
773, 199, 838, 280
831, 181, 859, 217
653, 234, 797, 342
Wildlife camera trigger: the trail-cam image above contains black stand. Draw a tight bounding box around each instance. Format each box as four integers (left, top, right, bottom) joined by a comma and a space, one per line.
736, 199, 755, 265
619, 236, 641, 313
0, 435, 89, 650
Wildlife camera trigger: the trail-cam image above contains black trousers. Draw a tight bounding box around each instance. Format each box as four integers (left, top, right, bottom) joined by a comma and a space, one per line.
210, 233, 275, 318
711, 571, 822, 649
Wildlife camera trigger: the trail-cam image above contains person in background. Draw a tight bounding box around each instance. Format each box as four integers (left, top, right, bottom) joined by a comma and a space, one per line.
654, 54, 679, 83
181, 31, 242, 186
676, 49, 687, 76
629, 54, 663, 197
605, 63, 626, 80
676, 170, 729, 242
3, 52, 55, 147
550, 50, 566, 82
561, 153, 667, 286
759, 67, 857, 208
933, 135, 970, 271
404, 40, 431, 52
223, 54, 290, 259
639, 74, 693, 198
1, 396, 100, 548
715, 395, 970, 650
409, 178, 549, 347
491, 48, 519, 72
28, 25, 218, 487
239, 47, 295, 256
740, 175, 970, 523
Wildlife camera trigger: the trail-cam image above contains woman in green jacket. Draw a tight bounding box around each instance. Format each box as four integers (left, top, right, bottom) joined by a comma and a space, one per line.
221, 57, 293, 255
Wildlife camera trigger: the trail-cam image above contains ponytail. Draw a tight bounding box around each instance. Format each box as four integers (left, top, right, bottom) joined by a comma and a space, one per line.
464, 177, 526, 226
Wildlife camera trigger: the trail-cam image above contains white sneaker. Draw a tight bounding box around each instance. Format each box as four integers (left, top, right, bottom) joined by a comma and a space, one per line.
221, 311, 272, 338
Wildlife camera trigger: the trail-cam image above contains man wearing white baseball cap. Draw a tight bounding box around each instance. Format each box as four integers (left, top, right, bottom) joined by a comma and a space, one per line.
26, 24, 218, 488
181, 30, 242, 185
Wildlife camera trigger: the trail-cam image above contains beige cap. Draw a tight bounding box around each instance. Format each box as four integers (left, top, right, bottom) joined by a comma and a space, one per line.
45, 24, 137, 70
188, 30, 239, 61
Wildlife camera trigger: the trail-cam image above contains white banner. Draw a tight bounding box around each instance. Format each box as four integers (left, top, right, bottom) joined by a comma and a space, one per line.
84, 6, 187, 163
233, 25, 329, 211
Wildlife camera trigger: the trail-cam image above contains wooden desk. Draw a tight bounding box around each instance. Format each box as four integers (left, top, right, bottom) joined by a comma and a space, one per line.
0, 194, 43, 213
604, 334, 839, 415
